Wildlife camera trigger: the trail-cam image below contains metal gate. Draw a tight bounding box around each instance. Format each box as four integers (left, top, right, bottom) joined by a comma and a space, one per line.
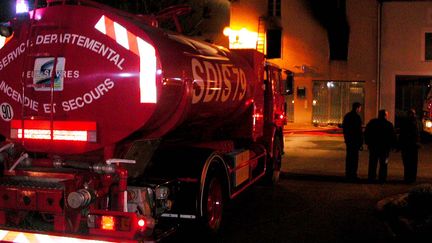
312, 80, 364, 125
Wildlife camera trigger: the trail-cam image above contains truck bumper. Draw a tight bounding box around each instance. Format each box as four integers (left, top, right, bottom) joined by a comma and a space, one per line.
0, 229, 141, 243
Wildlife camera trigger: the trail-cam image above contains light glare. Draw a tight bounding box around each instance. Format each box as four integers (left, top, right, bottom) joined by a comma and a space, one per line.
0, 36, 6, 49
16, 0, 29, 14
225, 27, 259, 50
137, 37, 157, 103
138, 219, 145, 227
101, 216, 115, 231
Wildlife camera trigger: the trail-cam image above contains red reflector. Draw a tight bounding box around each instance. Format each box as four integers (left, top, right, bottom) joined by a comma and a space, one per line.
138, 219, 145, 227
17, 129, 88, 141
101, 216, 115, 231
275, 114, 284, 120
10, 120, 97, 142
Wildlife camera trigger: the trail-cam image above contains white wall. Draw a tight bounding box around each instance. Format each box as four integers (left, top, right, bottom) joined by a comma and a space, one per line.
381, 2, 432, 121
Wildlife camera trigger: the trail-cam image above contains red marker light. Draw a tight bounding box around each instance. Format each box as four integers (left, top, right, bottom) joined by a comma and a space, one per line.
10, 120, 97, 142
138, 218, 146, 227
275, 114, 284, 120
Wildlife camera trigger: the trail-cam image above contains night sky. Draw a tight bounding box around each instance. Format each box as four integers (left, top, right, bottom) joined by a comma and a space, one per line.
0, 0, 349, 57
0, 0, 15, 22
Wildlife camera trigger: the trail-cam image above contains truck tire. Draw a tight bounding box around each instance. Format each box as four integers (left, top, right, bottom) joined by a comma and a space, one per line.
204, 175, 223, 233
200, 163, 226, 236
265, 135, 282, 185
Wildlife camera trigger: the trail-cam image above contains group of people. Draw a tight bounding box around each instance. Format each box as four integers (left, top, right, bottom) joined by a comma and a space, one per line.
342, 102, 420, 184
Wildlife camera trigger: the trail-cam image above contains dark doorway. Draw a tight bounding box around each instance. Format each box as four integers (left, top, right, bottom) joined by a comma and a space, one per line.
395, 75, 432, 127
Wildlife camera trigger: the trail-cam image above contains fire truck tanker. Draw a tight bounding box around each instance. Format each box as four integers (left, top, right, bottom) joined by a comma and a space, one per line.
0, 1, 288, 241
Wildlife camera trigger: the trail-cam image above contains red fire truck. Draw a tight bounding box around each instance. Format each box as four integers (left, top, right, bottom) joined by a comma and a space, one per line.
0, 0, 289, 241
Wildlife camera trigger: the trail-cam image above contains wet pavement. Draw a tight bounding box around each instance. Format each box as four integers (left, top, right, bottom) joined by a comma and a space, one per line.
168, 127, 432, 242
283, 128, 432, 184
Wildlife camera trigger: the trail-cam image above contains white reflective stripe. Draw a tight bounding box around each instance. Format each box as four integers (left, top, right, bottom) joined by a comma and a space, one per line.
15, 233, 30, 243
137, 37, 157, 103
113, 22, 129, 50
35, 234, 56, 243
161, 213, 179, 218
161, 213, 196, 219
62, 238, 86, 243
94, 15, 158, 104
0, 36, 6, 49
179, 214, 196, 219
0, 230, 8, 240
94, 15, 106, 35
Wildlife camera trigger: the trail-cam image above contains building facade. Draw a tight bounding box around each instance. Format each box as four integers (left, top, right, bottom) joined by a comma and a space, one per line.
380, 1, 432, 124
228, 0, 379, 124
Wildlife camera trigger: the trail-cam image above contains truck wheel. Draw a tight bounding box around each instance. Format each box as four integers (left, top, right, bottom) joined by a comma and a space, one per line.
201, 170, 225, 235
265, 136, 282, 185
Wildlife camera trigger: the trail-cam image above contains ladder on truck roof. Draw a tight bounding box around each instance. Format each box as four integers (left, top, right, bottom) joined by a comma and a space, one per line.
19, 0, 67, 142
256, 17, 266, 54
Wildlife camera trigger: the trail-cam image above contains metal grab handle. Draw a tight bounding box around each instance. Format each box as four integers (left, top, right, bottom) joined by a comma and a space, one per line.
0, 143, 14, 153
8, 153, 28, 172
105, 158, 136, 165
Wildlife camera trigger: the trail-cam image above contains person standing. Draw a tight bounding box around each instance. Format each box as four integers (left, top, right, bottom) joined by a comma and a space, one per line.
342, 102, 363, 181
398, 109, 420, 183
364, 109, 397, 183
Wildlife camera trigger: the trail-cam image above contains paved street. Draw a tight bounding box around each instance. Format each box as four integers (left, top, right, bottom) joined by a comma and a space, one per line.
169, 129, 432, 242
283, 130, 432, 183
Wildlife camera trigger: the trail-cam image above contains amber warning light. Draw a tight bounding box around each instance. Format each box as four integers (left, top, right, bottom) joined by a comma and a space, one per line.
10, 120, 97, 142
101, 216, 115, 231
88, 211, 155, 238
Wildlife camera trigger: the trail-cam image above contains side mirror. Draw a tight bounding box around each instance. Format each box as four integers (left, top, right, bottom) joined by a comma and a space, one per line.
0, 24, 13, 37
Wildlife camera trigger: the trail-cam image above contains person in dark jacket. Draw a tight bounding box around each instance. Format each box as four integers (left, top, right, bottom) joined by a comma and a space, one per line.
364, 109, 397, 183
399, 109, 420, 183
342, 102, 363, 181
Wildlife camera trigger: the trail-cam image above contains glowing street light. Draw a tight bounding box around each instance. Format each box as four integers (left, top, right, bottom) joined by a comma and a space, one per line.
223, 26, 259, 50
